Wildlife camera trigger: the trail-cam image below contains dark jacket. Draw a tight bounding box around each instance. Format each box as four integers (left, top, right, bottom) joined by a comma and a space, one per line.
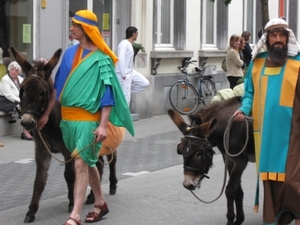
242, 42, 252, 66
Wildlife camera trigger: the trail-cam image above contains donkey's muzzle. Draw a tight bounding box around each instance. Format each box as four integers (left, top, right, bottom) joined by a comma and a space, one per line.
21, 114, 37, 130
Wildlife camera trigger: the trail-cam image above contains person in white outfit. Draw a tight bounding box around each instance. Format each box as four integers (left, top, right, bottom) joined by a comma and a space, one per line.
116, 26, 149, 106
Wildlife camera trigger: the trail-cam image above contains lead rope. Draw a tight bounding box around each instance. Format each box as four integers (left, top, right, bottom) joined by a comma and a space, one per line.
190, 153, 228, 203
190, 115, 253, 204
223, 115, 253, 157
37, 128, 113, 164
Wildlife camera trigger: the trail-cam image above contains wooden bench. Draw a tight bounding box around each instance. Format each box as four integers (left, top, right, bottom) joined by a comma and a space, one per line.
0, 111, 23, 136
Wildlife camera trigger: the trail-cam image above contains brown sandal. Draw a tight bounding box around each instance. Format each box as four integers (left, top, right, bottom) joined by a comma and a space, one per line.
85, 202, 109, 223
63, 217, 82, 225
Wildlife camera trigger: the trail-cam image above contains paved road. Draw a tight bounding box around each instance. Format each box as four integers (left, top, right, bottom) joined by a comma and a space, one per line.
0, 114, 267, 225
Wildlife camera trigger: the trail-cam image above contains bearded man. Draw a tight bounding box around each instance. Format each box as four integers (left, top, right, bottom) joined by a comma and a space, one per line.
234, 18, 300, 225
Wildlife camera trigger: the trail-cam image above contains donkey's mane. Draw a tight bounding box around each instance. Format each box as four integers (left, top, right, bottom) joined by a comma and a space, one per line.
188, 96, 242, 125
31, 60, 47, 78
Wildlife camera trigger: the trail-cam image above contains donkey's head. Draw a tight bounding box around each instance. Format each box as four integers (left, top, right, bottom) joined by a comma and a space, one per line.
168, 109, 216, 190
10, 46, 62, 130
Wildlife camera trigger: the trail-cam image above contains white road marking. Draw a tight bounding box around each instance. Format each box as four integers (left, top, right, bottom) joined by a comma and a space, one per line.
122, 171, 150, 176
13, 158, 35, 164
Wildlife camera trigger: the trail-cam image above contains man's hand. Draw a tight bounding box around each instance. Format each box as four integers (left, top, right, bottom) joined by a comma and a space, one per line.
233, 110, 245, 121
93, 125, 107, 143
38, 113, 49, 130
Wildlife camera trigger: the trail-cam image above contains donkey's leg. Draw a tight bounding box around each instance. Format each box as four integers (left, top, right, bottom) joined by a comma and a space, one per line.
24, 149, 51, 223
234, 182, 244, 225
108, 151, 118, 195
225, 159, 248, 225
61, 150, 75, 213
225, 161, 236, 225
85, 156, 104, 205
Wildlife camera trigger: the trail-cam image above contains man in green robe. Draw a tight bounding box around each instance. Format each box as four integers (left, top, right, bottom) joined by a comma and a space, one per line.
38, 10, 134, 225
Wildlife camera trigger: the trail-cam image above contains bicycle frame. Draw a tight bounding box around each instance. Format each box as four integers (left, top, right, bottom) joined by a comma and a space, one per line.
169, 59, 216, 115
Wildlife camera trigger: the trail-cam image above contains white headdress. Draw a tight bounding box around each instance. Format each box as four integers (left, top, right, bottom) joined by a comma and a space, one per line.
252, 18, 300, 59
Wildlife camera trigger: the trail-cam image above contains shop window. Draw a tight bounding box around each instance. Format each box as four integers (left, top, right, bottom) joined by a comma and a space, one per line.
0, 1, 33, 59
93, 0, 112, 47
69, 0, 87, 17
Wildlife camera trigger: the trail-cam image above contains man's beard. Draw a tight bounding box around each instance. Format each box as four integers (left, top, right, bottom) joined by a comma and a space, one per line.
268, 43, 288, 64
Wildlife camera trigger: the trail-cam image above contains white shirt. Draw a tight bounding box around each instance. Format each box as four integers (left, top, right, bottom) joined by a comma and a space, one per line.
0, 74, 23, 102
115, 39, 134, 78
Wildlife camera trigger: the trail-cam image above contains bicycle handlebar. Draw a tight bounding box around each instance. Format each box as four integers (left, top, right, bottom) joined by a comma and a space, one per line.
178, 59, 198, 72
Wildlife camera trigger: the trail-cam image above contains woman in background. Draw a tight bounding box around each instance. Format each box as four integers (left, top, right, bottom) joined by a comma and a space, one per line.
226, 34, 244, 89
0, 61, 33, 140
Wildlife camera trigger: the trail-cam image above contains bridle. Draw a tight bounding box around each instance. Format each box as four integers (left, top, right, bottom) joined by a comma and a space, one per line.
182, 115, 253, 204
183, 134, 213, 179
182, 125, 227, 204
20, 74, 48, 123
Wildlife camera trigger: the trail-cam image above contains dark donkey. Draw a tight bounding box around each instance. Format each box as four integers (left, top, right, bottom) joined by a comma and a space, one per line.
168, 96, 255, 225
9, 46, 118, 223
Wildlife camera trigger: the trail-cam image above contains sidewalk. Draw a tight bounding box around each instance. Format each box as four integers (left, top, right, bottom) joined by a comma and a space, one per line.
0, 114, 264, 225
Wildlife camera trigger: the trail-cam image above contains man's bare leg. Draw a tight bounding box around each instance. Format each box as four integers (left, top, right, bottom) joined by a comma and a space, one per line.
87, 166, 106, 216
295, 219, 300, 225
65, 157, 89, 224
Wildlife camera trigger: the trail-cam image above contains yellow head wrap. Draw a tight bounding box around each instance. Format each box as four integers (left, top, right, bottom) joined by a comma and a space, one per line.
72, 10, 118, 65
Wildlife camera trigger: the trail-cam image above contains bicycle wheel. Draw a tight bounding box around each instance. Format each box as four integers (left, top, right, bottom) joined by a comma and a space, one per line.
199, 79, 217, 105
169, 82, 199, 115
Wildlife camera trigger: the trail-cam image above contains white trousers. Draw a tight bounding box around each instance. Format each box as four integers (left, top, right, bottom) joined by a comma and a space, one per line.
117, 70, 149, 105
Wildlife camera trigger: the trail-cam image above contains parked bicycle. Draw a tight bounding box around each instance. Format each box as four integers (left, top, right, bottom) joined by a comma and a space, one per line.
169, 59, 217, 115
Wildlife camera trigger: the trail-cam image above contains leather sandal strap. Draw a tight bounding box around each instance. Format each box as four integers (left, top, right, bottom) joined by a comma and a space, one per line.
94, 202, 107, 211
68, 217, 82, 225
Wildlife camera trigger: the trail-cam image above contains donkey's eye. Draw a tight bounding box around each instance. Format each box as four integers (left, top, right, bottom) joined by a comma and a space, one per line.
177, 143, 183, 155
196, 152, 203, 158
39, 93, 44, 99
20, 89, 26, 97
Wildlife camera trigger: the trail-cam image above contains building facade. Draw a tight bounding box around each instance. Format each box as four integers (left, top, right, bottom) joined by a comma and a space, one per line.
0, 0, 299, 118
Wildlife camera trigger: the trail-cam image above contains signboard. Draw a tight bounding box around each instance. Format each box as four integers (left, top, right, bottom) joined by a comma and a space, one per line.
23, 24, 31, 43
103, 13, 109, 30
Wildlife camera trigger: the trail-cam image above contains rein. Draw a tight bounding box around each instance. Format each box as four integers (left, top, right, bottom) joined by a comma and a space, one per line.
223, 115, 253, 157
36, 127, 113, 165
186, 115, 253, 204
190, 155, 227, 204
185, 133, 228, 204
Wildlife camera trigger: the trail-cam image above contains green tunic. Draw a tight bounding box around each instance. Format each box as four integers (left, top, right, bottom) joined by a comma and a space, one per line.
60, 49, 134, 167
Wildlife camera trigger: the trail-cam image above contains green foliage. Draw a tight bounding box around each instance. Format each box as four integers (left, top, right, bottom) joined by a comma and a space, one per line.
132, 42, 145, 52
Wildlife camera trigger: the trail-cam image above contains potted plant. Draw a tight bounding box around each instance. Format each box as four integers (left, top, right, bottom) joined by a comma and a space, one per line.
132, 42, 145, 62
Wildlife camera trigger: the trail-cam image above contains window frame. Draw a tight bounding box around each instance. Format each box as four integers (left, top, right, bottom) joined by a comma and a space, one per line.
154, 0, 175, 50
243, 0, 256, 44
201, 0, 218, 50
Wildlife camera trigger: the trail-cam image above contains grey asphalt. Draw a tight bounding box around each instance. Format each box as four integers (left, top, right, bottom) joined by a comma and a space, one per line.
0, 114, 265, 225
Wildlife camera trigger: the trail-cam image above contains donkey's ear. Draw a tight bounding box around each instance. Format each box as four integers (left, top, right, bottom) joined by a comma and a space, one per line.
10, 46, 33, 76
167, 109, 190, 135
43, 48, 62, 80
197, 117, 217, 138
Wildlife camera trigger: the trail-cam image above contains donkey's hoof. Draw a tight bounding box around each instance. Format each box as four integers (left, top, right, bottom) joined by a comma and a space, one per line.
109, 187, 117, 195
24, 215, 35, 223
